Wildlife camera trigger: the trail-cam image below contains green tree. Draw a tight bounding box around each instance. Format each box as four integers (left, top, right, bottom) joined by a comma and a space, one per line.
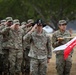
0, 0, 76, 29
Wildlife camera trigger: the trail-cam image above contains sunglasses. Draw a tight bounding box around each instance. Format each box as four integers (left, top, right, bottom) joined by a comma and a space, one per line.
59, 23, 67, 26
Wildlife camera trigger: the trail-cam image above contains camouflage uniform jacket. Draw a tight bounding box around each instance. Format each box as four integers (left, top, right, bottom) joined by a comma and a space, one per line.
0, 25, 5, 54
0, 24, 11, 49
22, 27, 32, 50
0, 27, 24, 50
52, 30, 73, 55
23, 30, 52, 59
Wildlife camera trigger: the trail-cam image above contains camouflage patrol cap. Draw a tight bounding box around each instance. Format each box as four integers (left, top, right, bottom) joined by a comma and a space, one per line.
58, 20, 67, 25
1, 19, 6, 24
6, 17, 13, 22
13, 19, 20, 25
27, 19, 34, 24
21, 22, 27, 25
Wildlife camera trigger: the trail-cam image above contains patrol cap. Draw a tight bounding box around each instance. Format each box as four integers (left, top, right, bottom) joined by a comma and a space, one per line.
1, 19, 6, 24
27, 19, 34, 24
13, 19, 20, 25
58, 20, 67, 25
21, 22, 27, 25
6, 17, 13, 22
36, 19, 44, 26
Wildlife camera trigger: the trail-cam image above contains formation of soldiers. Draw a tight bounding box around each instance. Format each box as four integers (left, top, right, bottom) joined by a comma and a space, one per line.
0, 17, 52, 75
0, 17, 73, 75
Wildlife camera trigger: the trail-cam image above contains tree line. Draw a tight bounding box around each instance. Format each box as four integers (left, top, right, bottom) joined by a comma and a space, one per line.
0, 0, 76, 30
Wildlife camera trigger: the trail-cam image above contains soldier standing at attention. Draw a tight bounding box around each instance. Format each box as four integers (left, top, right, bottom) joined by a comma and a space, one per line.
23, 19, 52, 75
21, 19, 34, 75
9, 19, 24, 75
21, 21, 27, 75
2, 17, 13, 75
0, 20, 6, 75
52, 20, 73, 75
0, 19, 24, 75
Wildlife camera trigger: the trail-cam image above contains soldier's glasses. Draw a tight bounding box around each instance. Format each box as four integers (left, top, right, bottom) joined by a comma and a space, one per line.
59, 24, 67, 26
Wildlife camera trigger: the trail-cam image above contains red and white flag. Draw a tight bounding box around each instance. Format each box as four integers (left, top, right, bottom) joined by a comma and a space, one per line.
53, 37, 76, 60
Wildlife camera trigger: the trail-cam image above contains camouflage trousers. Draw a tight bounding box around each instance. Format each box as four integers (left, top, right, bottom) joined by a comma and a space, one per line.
21, 49, 30, 75
0, 54, 4, 75
30, 58, 47, 75
56, 54, 72, 75
2, 49, 9, 74
9, 49, 23, 75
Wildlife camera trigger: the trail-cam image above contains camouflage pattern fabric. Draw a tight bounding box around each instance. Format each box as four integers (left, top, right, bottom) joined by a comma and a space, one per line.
1, 27, 24, 75
23, 29, 52, 75
30, 58, 47, 75
21, 27, 31, 75
52, 30, 72, 75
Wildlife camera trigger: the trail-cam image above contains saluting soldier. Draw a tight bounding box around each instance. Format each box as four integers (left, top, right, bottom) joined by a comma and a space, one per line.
21, 19, 34, 75
2, 17, 13, 75
0, 19, 24, 75
23, 19, 52, 75
0, 19, 6, 75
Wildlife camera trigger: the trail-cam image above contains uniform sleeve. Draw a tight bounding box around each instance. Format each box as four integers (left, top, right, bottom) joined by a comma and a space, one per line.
26, 26, 32, 33
22, 27, 32, 35
47, 36, 52, 59
0, 27, 10, 34
0, 25, 5, 30
23, 32, 31, 43
20, 25, 26, 29
52, 33, 61, 48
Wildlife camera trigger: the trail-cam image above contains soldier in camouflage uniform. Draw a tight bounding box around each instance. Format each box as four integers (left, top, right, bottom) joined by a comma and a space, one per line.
52, 20, 73, 75
2, 17, 13, 75
21, 19, 34, 75
20, 21, 27, 29
21, 21, 28, 75
1, 19, 24, 75
9, 19, 24, 75
0, 19, 6, 27
0, 20, 6, 75
23, 19, 52, 75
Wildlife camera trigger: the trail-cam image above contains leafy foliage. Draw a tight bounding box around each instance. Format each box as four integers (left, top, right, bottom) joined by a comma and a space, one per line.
0, 0, 76, 29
